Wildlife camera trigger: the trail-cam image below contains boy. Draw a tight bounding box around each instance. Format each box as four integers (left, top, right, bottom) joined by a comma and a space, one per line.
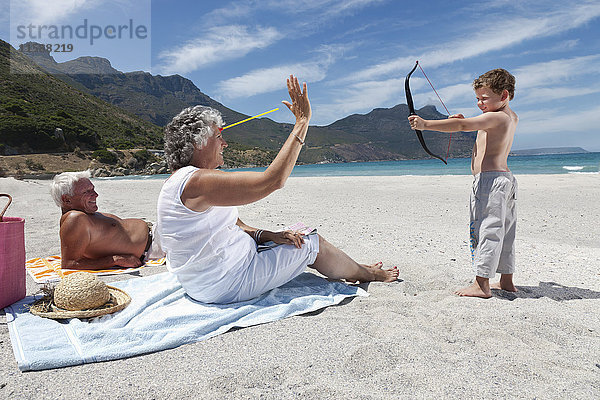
408, 68, 518, 298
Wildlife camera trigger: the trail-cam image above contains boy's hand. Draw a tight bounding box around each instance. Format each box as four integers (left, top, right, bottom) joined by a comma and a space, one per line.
408, 115, 425, 130
448, 114, 465, 119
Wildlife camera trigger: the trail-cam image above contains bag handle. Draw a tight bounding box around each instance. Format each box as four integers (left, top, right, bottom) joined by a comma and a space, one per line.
0, 194, 12, 222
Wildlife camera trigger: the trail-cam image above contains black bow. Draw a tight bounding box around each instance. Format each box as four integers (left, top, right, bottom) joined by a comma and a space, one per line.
405, 61, 447, 165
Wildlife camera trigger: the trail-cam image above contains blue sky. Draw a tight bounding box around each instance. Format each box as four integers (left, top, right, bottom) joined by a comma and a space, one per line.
2, 0, 600, 151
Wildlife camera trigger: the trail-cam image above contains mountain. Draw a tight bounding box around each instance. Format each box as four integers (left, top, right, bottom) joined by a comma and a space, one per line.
323, 104, 475, 159
20, 42, 246, 127
0, 39, 162, 154
13, 43, 477, 163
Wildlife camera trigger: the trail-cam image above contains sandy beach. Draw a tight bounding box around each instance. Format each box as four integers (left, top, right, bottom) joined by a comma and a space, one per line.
0, 174, 599, 399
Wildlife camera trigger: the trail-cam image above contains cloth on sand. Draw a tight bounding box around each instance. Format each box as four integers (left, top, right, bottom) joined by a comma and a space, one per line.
4, 271, 367, 371
25, 256, 166, 284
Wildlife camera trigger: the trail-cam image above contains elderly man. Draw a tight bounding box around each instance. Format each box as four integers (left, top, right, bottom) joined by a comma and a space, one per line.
51, 171, 163, 270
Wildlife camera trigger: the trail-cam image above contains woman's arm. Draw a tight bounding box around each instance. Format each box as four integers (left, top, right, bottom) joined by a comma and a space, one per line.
182, 75, 311, 210
236, 218, 304, 248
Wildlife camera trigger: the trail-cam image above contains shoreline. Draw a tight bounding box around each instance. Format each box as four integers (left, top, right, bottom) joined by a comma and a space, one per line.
1, 174, 599, 398
1, 151, 598, 180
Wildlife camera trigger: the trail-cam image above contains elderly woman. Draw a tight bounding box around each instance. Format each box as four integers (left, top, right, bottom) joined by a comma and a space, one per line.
157, 75, 398, 304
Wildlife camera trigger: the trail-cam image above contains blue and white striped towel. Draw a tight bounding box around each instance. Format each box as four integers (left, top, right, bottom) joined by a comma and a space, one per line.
5, 272, 367, 371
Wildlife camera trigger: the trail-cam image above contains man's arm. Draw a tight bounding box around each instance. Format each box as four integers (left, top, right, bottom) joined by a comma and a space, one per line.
60, 213, 142, 270
408, 112, 509, 133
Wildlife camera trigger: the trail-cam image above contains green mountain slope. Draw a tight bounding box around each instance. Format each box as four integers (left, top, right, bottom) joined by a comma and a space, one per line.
0, 39, 162, 154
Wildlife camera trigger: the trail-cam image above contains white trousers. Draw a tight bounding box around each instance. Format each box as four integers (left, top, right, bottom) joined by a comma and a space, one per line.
470, 172, 518, 278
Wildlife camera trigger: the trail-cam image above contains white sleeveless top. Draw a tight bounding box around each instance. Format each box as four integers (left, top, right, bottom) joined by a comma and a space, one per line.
156, 166, 256, 301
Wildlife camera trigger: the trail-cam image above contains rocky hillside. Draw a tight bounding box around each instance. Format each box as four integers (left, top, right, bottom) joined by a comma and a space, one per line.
20, 42, 248, 127
0, 39, 163, 155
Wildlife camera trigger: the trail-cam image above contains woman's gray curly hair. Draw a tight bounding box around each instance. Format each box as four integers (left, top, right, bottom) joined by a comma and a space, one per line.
164, 105, 224, 171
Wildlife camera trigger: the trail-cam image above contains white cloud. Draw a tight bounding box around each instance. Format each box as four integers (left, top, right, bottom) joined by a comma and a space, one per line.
202, 0, 386, 34
514, 54, 600, 89
214, 0, 385, 18
216, 61, 329, 99
517, 105, 600, 135
157, 25, 281, 75
312, 78, 407, 124
9, 0, 103, 26
504, 39, 580, 58
201, 2, 255, 24
435, 83, 474, 107
304, 0, 387, 20
518, 85, 600, 105
315, 49, 600, 125
215, 44, 345, 99
401, 54, 600, 114
343, 3, 600, 83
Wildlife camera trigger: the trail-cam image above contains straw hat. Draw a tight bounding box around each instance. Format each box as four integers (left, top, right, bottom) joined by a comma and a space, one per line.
30, 272, 131, 319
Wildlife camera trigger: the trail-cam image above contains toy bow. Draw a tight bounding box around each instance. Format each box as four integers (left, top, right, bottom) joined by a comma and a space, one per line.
404, 61, 448, 165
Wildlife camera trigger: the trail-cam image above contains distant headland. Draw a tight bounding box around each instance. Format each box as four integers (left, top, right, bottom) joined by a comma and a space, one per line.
510, 147, 589, 156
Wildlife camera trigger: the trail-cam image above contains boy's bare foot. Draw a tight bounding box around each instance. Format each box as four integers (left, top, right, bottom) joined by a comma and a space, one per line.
454, 277, 491, 298
490, 274, 517, 292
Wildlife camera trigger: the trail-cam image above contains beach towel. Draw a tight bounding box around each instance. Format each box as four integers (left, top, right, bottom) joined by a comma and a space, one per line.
4, 271, 367, 371
25, 256, 166, 283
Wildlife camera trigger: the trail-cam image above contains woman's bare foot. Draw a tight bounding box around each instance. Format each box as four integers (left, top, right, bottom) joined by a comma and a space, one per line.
360, 261, 383, 269
490, 274, 517, 292
346, 262, 398, 283
371, 264, 399, 283
454, 277, 491, 298
347, 262, 380, 283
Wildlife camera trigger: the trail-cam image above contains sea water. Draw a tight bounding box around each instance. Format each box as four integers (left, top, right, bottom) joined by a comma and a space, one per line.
103, 152, 600, 180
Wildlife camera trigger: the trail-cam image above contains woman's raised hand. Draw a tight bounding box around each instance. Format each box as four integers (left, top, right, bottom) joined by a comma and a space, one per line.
282, 75, 311, 123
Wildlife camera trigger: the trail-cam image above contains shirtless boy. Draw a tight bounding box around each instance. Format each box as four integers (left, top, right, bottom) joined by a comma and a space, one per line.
408, 68, 518, 298
51, 171, 164, 270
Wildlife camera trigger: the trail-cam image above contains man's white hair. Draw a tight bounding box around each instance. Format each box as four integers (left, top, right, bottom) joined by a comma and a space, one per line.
51, 170, 91, 207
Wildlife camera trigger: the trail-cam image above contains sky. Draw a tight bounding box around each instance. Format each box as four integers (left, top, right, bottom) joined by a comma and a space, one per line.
2, 0, 600, 151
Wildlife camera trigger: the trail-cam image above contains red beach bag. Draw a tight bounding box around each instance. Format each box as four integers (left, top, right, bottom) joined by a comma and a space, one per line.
0, 194, 26, 309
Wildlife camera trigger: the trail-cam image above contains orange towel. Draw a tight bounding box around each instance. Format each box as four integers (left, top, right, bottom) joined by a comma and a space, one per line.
26, 256, 166, 283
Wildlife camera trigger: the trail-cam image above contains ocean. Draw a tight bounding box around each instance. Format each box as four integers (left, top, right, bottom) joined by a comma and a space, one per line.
104, 152, 600, 179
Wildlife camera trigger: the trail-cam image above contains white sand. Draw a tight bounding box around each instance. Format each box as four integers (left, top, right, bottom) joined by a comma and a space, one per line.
1, 174, 599, 399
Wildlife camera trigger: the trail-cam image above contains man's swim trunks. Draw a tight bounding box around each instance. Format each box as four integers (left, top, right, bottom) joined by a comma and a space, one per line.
140, 221, 165, 262
470, 171, 517, 278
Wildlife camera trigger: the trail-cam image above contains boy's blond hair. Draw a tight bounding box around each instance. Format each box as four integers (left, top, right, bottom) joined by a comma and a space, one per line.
473, 68, 516, 100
